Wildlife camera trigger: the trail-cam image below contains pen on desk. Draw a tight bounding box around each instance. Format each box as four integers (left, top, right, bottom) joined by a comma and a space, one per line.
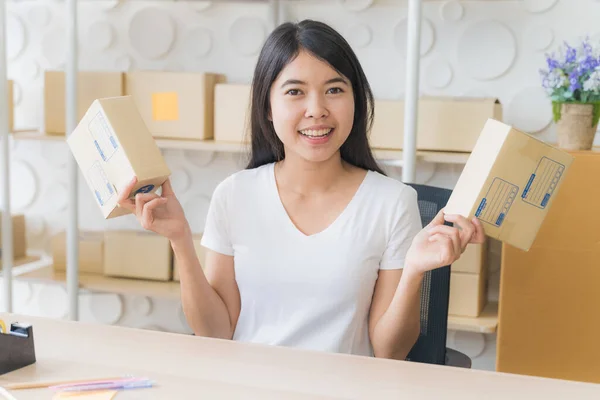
0, 386, 18, 400
4, 377, 124, 390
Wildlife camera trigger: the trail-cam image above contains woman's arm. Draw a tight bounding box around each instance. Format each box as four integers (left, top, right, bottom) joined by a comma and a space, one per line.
172, 229, 241, 340
368, 269, 422, 360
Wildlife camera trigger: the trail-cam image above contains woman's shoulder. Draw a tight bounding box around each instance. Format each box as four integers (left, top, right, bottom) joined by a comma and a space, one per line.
213, 163, 274, 197
366, 169, 418, 203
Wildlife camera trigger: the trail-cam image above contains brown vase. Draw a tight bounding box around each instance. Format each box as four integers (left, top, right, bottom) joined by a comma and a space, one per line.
556, 103, 598, 151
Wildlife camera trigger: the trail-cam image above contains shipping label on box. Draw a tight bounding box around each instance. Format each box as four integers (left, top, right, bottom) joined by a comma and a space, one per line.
445, 118, 574, 251
67, 96, 171, 219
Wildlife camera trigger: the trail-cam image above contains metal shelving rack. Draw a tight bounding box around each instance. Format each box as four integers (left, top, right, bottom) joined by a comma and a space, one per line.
0, 0, 423, 317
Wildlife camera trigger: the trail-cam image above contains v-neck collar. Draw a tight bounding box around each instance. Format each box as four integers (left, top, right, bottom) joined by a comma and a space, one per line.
268, 162, 371, 239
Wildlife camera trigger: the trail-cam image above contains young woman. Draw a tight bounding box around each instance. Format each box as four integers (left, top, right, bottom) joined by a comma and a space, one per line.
117, 20, 485, 360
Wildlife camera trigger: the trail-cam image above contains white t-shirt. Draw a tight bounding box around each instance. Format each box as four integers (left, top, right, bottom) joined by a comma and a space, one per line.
200, 162, 422, 357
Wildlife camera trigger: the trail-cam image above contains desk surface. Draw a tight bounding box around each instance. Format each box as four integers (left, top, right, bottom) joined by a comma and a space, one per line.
1, 314, 599, 399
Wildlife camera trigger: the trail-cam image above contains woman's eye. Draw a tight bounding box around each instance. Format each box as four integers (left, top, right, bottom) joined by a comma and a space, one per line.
286, 89, 301, 96
327, 87, 343, 94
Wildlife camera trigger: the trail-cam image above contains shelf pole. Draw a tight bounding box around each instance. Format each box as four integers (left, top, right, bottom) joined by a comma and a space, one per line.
402, 0, 422, 184
0, 0, 13, 312
66, 0, 80, 320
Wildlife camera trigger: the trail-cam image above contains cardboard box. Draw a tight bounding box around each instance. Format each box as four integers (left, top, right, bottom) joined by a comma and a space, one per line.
51, 231, 104, 274
452, 242, 487, 274
497, 150, 600, 384
448, 270, 487, 317
0, 214, 26, 261
104, 231, 172, 281
125, 71, 225, 140
214, 83, 251, 144
369, 97, 502, 152
44, 71, 124, 135
67, 96, 171, 219
173, 235, 207, 281
444, 119, 574, 251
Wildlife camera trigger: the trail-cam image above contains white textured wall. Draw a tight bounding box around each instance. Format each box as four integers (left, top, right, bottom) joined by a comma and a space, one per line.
3, 0, 600, 372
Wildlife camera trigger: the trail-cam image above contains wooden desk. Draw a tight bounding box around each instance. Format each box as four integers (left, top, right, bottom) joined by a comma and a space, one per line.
1, 314, 599, 399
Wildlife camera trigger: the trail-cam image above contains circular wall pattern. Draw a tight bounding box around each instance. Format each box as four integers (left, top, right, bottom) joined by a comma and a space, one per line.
524, 25, 554, 52
90, 293, 124, 325
98, 0, 121, 10
425, 59, 453, 89
452, 331, 486, 358
183, 27, 213, 59
506, 86, 552, 133
44, 183, 68, 212
523, 0, 559, 13
184, 195, 211, 233
346, 24, 372, 49
115, 55, 134, 71
132, 296, 153, 316
394, 18, 435, 57
457, 20, 516, 81
128, 8, 175, 60
14, 282, 34, 305
38, 285, 68, 318
440, 1, 464, 22
190, 1, 212, 12
22, 61, 40, 79
340, 0, 374, 12
88, 21, 115, 51
28, 6, 52, 27
184, 150, 215, 168
177, 303, 192, 332
171, 168, 192, 194
43, 143, 69, 167
229, 17, 267, 57
42, 28, 67, 68
11, 160, 38, 211
7, 13, 27, 61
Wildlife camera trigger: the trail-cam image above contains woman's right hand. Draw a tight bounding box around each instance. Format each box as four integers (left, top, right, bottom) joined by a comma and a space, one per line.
117, 177, 190, 242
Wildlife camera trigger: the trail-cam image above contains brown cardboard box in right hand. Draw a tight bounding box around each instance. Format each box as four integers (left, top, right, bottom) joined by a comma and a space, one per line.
445, 118, 574, 251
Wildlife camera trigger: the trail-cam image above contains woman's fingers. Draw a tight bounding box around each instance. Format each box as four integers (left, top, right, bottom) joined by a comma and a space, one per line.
116, 176, 138, 211
135, 193, 160, 218
470, 217, 486, 244
140, 198, 167, 230
427, 225, 461, 257
443, 214, 475, 248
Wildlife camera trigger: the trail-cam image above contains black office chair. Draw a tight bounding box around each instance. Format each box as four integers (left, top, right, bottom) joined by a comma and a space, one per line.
405, 183, 471, 368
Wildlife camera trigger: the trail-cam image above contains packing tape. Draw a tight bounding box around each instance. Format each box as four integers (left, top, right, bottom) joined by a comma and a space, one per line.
0, 319, 6, 334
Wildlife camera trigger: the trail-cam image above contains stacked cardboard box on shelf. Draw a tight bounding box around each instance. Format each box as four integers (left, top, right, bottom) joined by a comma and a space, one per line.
213, 83, 251, 144
44, 71, 124, 135
0, 214, 26, 267
104, 231, 172, 281
51, 231, 104, 274
448, 242, 488, 317
125, 71, 225, 140
369, 97, 502, 152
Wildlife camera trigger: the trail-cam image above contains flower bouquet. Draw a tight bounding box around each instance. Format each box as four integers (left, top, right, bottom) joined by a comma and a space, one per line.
540, 37, 600, 150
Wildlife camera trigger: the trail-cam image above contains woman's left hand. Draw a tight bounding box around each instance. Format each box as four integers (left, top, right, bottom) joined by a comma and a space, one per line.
404, 209, 486, 277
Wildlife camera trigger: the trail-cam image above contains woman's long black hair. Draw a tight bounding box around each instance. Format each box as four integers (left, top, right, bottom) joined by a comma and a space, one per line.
246, 19, 385, 175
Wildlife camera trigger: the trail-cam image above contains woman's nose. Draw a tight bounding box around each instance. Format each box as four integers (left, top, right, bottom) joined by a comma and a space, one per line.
305, 94, 329, 119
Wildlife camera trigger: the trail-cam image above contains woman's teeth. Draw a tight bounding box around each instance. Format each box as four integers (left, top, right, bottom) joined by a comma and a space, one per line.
299, 128, 332, 137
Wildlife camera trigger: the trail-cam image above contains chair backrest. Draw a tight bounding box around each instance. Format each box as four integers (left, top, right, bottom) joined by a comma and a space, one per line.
405, 183, 453, 365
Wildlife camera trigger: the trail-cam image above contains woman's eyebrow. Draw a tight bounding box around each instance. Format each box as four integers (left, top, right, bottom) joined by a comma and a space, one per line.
280, 77, 349, 88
